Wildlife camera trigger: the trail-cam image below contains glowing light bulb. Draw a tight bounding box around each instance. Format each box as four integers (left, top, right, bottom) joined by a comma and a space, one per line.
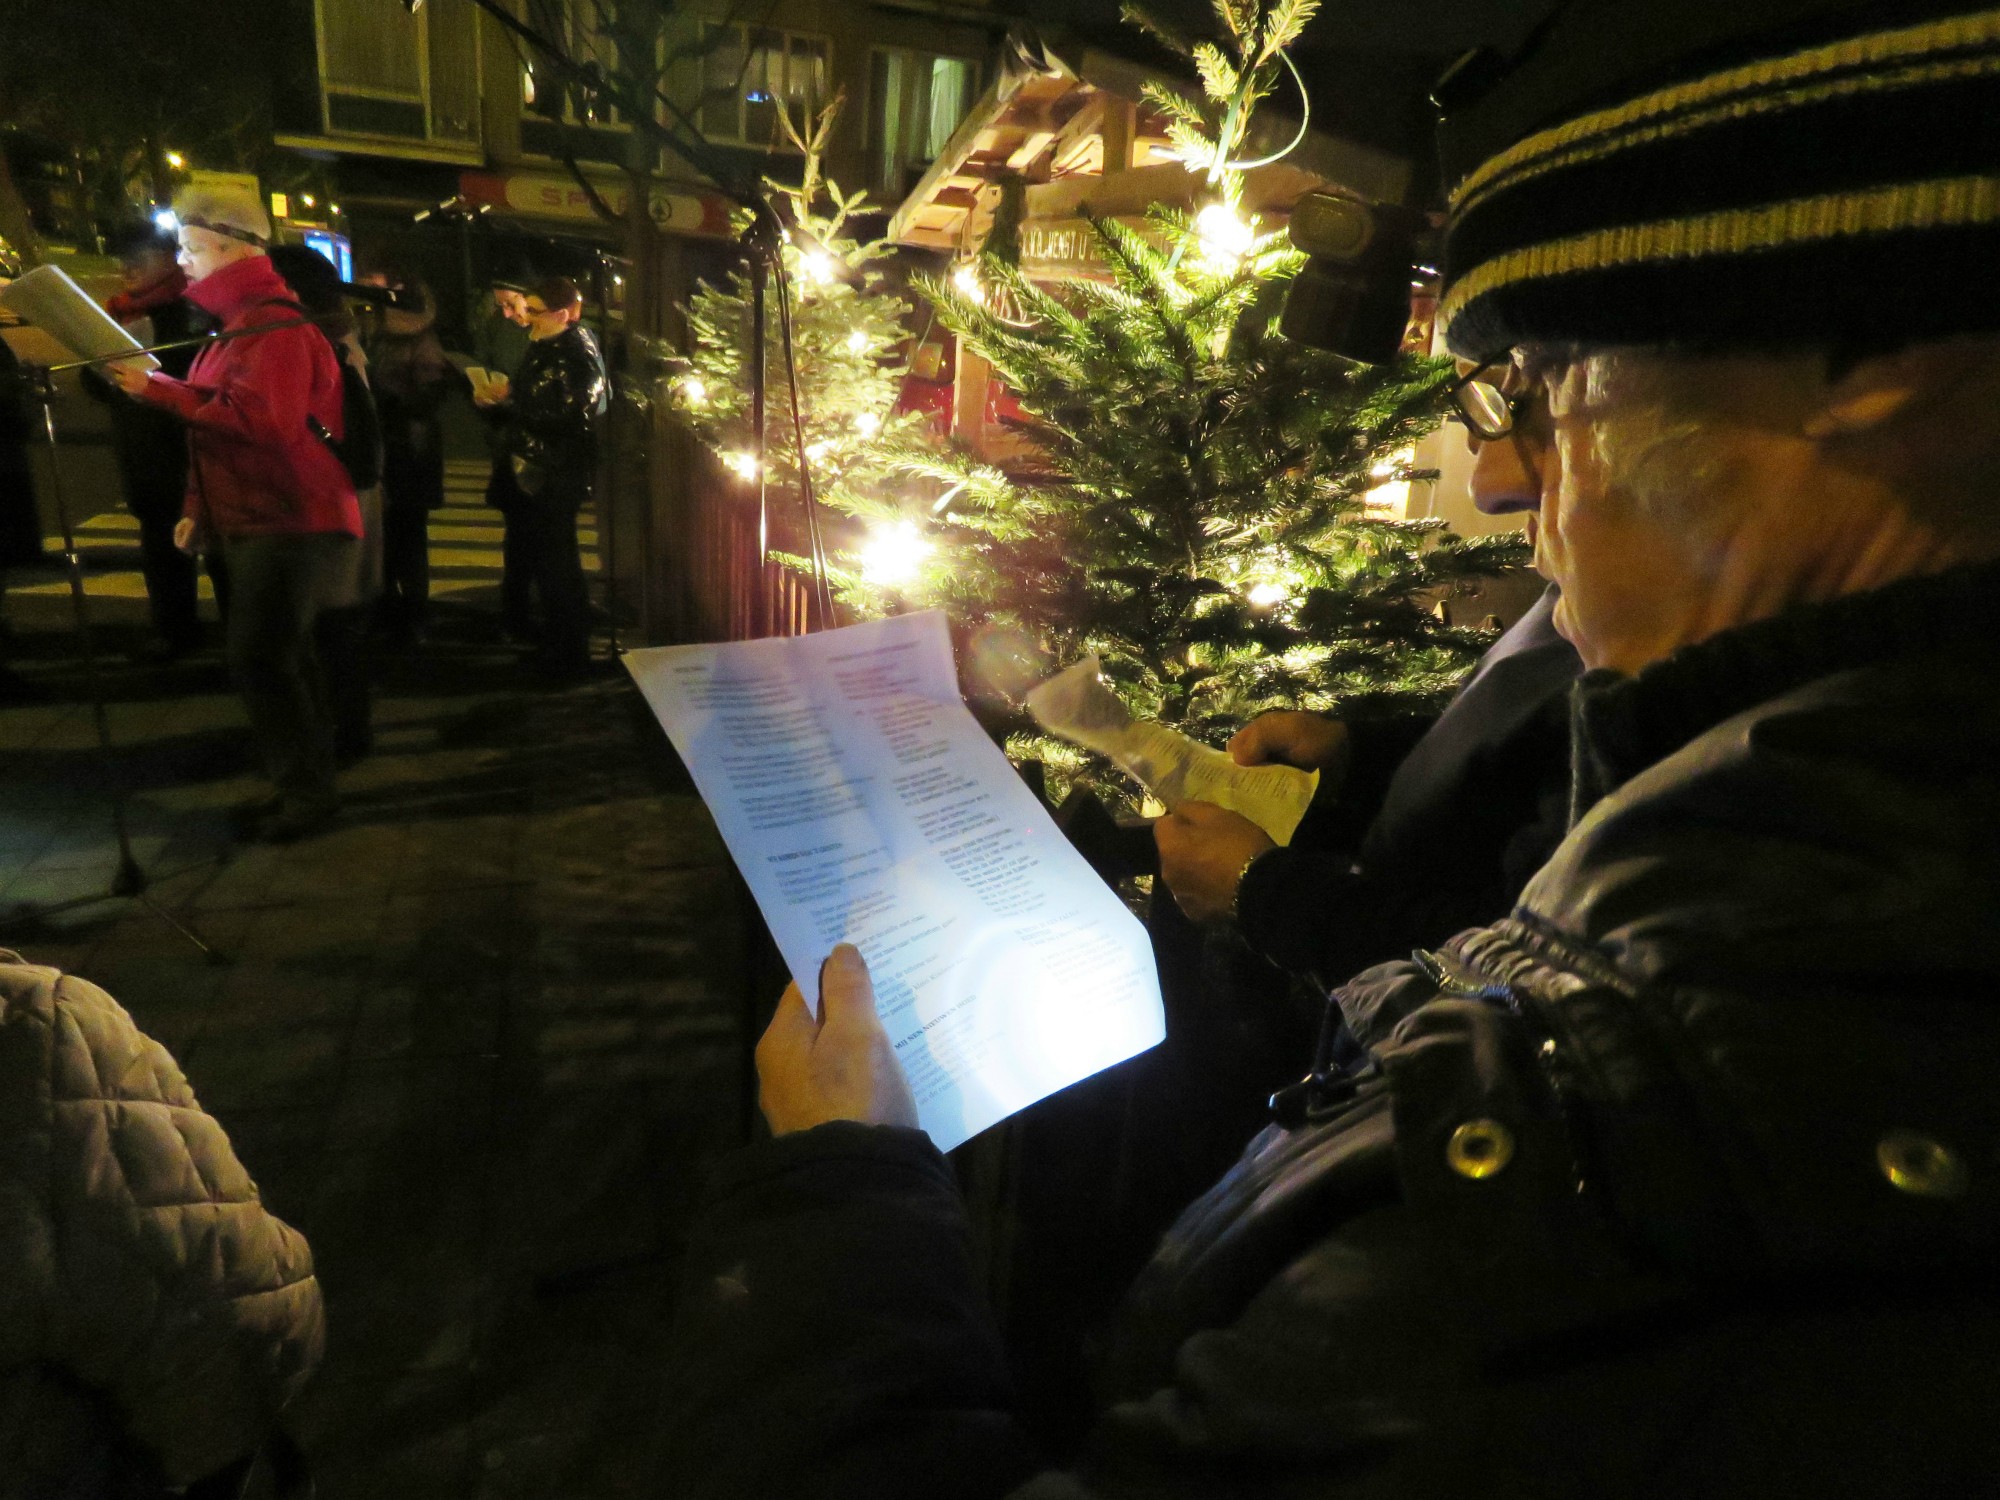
1246, 581, 1288, 608
164, 151, 186, 169
801, 250, 835, 285
300, 194, 317, 209
724, 450, 759, 480
853, 411, 881, 437
328, 202, 341, 216
1194, 202, 1255, 268
680, 376, 707, 405
859, 521, 932, 588
152, 208, 178, 232
1364, 446, 1418, 515
805, 439, 833, 461
951, 264, 985, 304
846, 329, 868, 353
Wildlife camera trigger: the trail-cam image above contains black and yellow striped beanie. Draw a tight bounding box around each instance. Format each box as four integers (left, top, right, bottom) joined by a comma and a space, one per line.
1436, 1, 2000, 358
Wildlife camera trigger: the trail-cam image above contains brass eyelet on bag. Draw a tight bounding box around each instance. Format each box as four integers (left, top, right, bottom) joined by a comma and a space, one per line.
1446, 1118, 1516, 1180
1876, 1129, 1968, 1198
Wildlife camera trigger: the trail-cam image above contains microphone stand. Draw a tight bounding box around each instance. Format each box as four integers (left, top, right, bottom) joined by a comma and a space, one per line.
0, 323, 325, 961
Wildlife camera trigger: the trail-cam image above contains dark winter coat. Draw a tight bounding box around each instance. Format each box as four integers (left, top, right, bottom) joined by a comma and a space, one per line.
660, 559, 2000, 1499
1238, 586, 1580, 989
83, 281, 203, 523
501, 322, 606, 500
134, 255, 361, 542
368, 319, 464, 512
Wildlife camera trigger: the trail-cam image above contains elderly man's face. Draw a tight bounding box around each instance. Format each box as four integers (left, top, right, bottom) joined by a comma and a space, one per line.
1469, 351, 1714, 672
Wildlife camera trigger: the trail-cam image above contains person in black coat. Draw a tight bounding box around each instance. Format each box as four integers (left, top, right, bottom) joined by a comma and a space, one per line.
473, 275, 606, 678
1157, 585, 1579, 990
365, 274, 463, 646
656, 3, 2000, 1495
84, 222, 205, 659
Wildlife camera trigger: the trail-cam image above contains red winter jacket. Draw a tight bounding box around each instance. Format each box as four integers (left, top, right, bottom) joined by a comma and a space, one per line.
135, 254, 361, 541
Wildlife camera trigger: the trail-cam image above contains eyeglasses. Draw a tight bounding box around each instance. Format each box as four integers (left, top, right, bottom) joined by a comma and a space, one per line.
1448, 352, 1537, 442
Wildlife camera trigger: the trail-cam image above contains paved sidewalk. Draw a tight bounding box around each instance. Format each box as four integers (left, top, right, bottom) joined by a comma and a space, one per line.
0, 468, 751, 1497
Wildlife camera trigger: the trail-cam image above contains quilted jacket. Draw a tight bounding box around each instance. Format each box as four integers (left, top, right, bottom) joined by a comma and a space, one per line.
660, 559, 2000, 1499
0, 954, 324, 1488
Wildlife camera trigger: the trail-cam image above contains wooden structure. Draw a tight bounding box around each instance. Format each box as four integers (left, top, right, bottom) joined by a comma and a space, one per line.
885, 29, 1413, 465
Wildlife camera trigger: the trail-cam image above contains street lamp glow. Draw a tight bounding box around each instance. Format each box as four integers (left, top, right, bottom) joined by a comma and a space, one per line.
300, 194, 317, 209
152, 208, 178, 232
859, 521, 932, 589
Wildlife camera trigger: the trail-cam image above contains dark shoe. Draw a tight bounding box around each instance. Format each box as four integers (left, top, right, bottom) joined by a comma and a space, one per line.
255, 797, 340, 845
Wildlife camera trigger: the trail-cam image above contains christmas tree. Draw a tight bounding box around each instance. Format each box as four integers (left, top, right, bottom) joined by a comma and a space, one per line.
819, 0, 1528, 804
674, 94, 926, 533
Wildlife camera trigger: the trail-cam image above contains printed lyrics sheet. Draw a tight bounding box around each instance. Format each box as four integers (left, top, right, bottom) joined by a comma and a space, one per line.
625, 612, 1165, 1151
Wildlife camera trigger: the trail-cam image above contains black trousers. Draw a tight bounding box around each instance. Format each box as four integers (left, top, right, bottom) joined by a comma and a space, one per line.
133, 504, 201, 649
496, 467, 591, 666
377, 495, 430, 640
218, 534, 355, 810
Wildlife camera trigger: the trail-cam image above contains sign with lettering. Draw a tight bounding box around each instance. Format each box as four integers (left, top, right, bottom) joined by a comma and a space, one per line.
458, 172, 735, 239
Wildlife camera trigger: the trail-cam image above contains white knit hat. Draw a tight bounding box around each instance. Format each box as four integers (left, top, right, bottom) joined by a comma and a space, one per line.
173, 184, 272, 246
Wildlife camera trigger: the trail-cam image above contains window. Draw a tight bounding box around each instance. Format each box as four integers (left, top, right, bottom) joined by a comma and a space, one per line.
315, 0, 481, 145
700, 23, 829, 149
521, 0, 625, 127
869, 50, 981, 195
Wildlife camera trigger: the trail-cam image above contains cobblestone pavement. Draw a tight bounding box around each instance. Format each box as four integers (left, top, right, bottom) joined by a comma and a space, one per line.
0, 461, 751, 1497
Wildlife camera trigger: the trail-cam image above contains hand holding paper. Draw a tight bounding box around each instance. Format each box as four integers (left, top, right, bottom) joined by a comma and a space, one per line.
625, 612, 1165, 1152
757, 945, 921, 1136
1024, 656, 1319, 844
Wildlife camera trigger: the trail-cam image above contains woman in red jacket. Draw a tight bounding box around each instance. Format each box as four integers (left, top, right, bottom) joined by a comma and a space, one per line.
110, 186, 360, 842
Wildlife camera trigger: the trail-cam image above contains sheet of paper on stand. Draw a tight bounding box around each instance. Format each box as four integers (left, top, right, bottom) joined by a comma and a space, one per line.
0, 265, 161, 371
624, 611, 1166, 1153
1025, 655, 1319, 844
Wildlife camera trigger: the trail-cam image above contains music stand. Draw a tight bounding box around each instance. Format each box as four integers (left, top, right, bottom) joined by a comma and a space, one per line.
1, 352, 226, 963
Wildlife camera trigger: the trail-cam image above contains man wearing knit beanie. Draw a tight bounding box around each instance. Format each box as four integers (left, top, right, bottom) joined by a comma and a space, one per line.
654, 5, 2000, 1496
109, 184, 361, 842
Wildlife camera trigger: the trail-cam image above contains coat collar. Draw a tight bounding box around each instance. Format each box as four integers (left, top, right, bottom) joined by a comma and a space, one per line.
1569, 557, 2000, 821
184, 254, 292, 323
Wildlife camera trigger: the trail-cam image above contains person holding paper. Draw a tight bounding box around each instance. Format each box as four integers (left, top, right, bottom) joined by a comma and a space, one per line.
1154, 585, 1578, 986
107, 185, 361, 842
660, 4, 2000, 1494
473, 276, 606, 679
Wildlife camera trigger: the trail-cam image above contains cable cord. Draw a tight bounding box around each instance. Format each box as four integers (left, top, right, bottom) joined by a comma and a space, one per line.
771, 254, 837, 630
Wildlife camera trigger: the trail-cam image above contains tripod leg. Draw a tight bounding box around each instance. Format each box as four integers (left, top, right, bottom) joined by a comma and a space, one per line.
131, 891, 229, 966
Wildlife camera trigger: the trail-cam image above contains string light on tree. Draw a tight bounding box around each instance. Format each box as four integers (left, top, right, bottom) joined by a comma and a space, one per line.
678, 90, 926, 585
859, 522, 933, 588
1194, 202, 1256, 269
806, 0, 1527, 806
724, 451, 759, 480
